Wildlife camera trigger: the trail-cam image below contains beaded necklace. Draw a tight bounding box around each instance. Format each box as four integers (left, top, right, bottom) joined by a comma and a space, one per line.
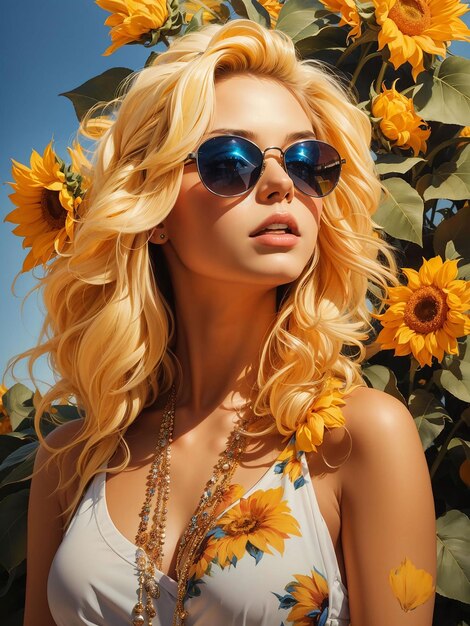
131, 385, 255, 626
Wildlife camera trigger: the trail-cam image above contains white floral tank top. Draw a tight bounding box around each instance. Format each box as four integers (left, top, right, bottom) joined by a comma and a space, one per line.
47, 435, 350, 625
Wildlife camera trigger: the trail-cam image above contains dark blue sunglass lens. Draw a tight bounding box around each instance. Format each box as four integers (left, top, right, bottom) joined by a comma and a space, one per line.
196, 136, 262, 196
285, 141, 342, 197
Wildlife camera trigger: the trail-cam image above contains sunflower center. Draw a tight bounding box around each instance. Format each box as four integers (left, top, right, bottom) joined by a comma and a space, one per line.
41, 188, 66, 230
403, 285, 448, 334
388, 0, 431, 36
226, 516, 259, 535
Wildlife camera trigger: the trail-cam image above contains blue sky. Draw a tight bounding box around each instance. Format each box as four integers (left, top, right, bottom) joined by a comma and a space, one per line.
1, 1, 469, 393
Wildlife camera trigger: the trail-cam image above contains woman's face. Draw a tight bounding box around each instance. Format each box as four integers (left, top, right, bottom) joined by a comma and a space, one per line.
158, 73, 323, 289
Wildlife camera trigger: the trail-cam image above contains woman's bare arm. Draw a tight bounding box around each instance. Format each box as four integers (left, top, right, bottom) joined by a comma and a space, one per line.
340, 387, 436, 626
23, 419, 83, 626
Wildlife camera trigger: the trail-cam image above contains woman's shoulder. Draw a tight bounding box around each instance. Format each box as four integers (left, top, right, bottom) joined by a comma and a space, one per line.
34, 417, 85, 473
34, 418, 87, 516
341, 384, 413, 441
338, 385, 423, 491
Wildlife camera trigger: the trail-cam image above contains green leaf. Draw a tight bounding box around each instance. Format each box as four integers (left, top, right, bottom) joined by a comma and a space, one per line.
408, 390, 450, 451
374, 154, 424, 175
420, 144, 470, 202
276, 0, 330, 43
144, 51, 160, 67
434, 204, 470, 263
437, 368, 470, 403
445, 241, 470, 280
60, 67, 134, 122
0, 435, 24, 464
0, 442, 38, 474
294, 25, 346, 55
414, 57, 470, 126
0, 490, 29, 572
448, 437, 470, 462
51, 404, 82, 422
185, 8, 205, 32
230, 0, 271, 26
374, 177, 424, 245
1, 385, 34, 431
362, 364, 405, 403
355, 0, 376, 19
436, 509, 470, 603
0, 455, 36, 489
434, 341, 470, 403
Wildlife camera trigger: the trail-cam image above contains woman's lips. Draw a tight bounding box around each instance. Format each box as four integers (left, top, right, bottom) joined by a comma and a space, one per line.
250, 232, 299, 247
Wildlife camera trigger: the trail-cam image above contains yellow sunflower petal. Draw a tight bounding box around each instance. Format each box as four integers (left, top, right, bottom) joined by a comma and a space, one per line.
402, 267, 422, 290
389, 556, 435, 612
418, 256, 442, 285
374, 0, 470, 81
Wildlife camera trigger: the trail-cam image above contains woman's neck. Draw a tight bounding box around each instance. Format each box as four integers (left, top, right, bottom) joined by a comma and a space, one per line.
169, 274, 279, 416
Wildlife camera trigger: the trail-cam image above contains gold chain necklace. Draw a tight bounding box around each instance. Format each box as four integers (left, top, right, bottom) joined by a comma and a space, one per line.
131, 385, 255, 626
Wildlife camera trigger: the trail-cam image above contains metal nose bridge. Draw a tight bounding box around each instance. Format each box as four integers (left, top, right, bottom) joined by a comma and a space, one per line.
261, 146, 286, 158
259, 146, 286, 175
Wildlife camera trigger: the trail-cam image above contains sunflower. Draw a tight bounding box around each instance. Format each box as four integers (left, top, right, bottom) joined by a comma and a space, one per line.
459, 459, 470, 487
182, 0, 226, 23
374, 0, 470, 81
67, 141, 92, 191
372, 81, 431, 155
189, 535, 219, 580
458, 126, 470, 149
275, 437, 306, 488
213, 486, 301, 567
0, 384, 7, 416
275, 567, 330, 626
389, 556, 435, 612
5, 142, 78, 273
257, 0, 283, 27
0, 385, 12, 435
295, 378, 346, 454
96, 0, 179, 56
213, 482, 245, 517
374, 256, 470, 367
319, 0, 362, 39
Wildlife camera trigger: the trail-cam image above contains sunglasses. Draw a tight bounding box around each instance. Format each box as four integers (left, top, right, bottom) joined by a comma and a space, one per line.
184, 134, 345, 198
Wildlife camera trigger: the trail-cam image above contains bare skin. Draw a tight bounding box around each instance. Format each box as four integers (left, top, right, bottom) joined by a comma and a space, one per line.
24, 74, 436, 626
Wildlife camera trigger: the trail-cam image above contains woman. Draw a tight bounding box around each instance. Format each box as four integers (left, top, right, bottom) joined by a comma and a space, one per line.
22, 18, 436, 626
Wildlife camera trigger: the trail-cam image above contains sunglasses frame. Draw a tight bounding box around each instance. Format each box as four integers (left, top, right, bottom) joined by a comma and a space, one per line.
184, 134, 346, 198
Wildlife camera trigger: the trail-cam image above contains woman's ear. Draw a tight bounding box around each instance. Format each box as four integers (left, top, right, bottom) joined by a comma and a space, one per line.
149, 222, 168, 244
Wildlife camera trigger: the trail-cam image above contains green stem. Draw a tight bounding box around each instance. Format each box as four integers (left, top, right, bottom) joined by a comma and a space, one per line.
408, 357, 419, 397
198, 1, 224, 21
350, 50, 382, 88
336, 38, 369, 67
401, 85, 418, 97
430, 416, 465, 479
160, 34, 170, 47
375, 61, 389, 93
414, 136, 470, 178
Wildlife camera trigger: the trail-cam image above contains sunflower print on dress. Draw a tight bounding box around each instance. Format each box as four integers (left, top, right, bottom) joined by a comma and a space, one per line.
274, 434, 307, 490
186, 485, 302, 598
274, 566, 330, 626
211, 486, 301, 568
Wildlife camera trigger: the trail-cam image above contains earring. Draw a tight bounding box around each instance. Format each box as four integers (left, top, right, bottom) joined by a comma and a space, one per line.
149, 224, 167, 244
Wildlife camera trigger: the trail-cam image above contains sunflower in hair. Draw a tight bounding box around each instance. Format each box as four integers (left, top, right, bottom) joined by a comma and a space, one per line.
96, 0, 184, 55
5, 141, 82, 273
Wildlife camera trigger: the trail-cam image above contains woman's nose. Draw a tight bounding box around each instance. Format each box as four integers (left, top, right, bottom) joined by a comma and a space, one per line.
256, 150, 295, 202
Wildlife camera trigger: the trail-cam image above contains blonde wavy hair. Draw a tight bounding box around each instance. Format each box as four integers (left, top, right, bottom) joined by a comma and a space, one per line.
5, 19, 398, 527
